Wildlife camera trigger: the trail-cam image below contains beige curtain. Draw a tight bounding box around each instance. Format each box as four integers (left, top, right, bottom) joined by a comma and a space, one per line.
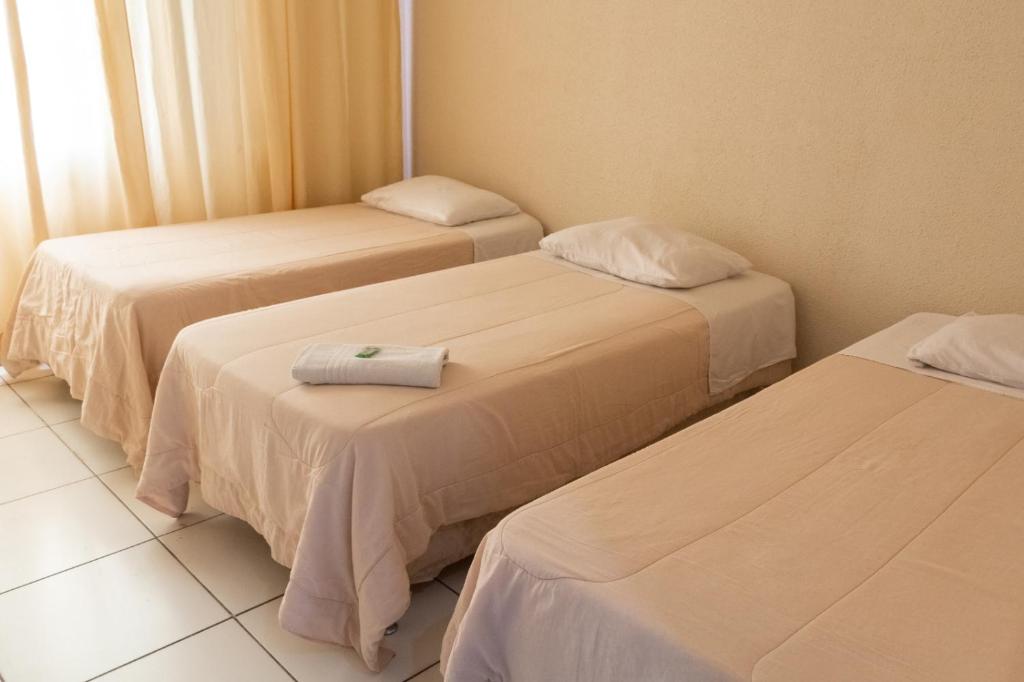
0, 0, 402, 325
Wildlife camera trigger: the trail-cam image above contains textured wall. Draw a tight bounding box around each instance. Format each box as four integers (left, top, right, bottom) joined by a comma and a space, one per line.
413, 0, 1024, 364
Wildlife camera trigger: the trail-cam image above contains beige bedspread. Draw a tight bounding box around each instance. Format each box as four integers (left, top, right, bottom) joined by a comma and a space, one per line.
0, 204, 494, 466
442, 353, 1024, 681
136, 253, 791, 671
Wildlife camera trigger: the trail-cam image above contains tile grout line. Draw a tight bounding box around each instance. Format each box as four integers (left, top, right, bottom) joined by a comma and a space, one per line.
50, 415, 81, 426
0, 470, 97, 507
90, 474, 285, 678
0, 382, 150, 599
10, 376, 277, 679
1, 374, 433, 681
157, 513, 223, 538
3, 374, 52, 441
89, 465, 223, 543
1, 374, 299, 675
81, 618, 233, 682
81, 612, 298, 682
50, 388, 301, 682
0, 537, 155, 597
233, 615, 300, 682
233, 593, 287, 618
48, 430, 132, 478
0, 391, 127, 508
405, 578, 460, 680
41, 377, 296, 681
83, 469, 294, 680
171, 549, 296, 680
403, 660, 442, 682
92, 462, 297, 681
6, 373, 79, 430
9, 377, 130, 492
151, 527, 298, 681
0, 423, 49, 440
436, 577, 461, 597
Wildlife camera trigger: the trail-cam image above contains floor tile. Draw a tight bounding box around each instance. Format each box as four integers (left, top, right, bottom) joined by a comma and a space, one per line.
102, 467, 220, 535
0, 540, 228, 682
162, 515, 290, 613
239, 581, 458, 682
97, 620, 290, 682
0, 384, 44, 438
0, 477, 151, 592
0, 363, 52, 384
437, 557, 471, 594
10, 375, 81, 424
51, 419, 128, 474
409, 663, 444, 681
0, 427, 92, 503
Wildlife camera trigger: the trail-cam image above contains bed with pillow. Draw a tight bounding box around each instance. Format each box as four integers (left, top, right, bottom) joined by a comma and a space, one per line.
441, 313, 1024, 682
135, 217, 796, 670
0, 176, 541, 466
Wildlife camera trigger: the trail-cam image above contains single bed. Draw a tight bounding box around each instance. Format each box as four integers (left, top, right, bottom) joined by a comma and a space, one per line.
0, 202, 542, 466
135, 250, 795, 670
441, 313, 1024, 682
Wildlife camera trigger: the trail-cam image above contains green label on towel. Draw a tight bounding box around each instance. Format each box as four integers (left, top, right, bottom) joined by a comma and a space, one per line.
355, 346, 382, 359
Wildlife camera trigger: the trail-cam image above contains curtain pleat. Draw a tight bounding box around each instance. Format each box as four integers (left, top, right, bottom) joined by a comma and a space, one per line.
0, 0, 43, 321
286, 0, 403, 208
94, 0, 157, 228
3, 0, 48, 245
0, 0, 402, 328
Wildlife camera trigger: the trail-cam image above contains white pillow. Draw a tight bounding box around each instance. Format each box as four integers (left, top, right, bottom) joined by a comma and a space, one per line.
361, 175, 520, 226
907, 314, 1024, 389
539, 216, 752, 288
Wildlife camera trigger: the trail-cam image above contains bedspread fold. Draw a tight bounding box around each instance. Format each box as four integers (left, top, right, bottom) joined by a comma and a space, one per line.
442, 355, 1024, 681
1, 204, 475, 466
137, 253, 790, 670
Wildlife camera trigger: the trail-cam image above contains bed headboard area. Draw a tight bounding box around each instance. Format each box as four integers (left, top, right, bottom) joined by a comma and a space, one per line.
412, 0, 1024, 364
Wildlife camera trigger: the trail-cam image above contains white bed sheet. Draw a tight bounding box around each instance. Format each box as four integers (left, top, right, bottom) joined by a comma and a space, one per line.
453, 212, 543, 261
841, 312, 1024, 401
528, 251, 796, 394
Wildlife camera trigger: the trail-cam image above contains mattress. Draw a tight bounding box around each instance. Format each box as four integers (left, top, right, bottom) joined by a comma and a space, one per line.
0, 203, 542, 466
135, 252, 794, 671
441, 317, 1024, 682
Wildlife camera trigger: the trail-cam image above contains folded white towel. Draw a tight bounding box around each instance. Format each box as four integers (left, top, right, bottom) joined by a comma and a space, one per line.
291, 343, 449, 388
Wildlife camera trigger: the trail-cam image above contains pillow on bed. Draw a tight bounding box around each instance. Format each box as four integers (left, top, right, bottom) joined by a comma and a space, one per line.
361, 175, 520, 226
907, 314, 1024, 389
539, 216, 751, 288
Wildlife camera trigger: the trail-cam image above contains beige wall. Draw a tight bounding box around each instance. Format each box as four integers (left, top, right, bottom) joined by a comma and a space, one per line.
413, 0, 1024, 363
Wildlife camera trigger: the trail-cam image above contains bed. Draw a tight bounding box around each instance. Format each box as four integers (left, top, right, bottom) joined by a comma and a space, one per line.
441, 313, 1024, 682
0, 202, 542, 466
135, 250, 795, 670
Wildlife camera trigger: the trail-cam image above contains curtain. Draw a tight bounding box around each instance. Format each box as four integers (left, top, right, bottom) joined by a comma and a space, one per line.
0, 0, 402, 326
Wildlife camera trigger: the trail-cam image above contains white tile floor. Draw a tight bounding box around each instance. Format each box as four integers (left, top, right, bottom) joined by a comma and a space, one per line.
0, 372, 471, 681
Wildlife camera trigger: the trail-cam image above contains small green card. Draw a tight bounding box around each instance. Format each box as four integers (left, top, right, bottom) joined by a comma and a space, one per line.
355, 346, 382, 359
